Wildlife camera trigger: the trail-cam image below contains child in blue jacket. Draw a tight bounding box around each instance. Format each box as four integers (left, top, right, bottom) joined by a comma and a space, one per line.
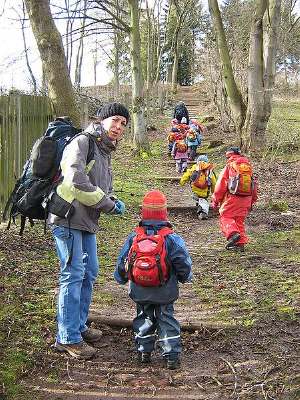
186, 127, 202, 161
114, 190, 192, 369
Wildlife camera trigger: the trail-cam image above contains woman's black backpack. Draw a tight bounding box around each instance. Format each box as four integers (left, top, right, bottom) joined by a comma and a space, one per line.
3, 117, 94, 235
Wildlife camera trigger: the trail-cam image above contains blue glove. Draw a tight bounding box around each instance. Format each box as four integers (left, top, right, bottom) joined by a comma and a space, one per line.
112, 199, 126, 215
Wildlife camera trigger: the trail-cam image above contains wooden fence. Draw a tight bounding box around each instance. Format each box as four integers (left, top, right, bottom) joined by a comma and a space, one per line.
0, 95, 53, 217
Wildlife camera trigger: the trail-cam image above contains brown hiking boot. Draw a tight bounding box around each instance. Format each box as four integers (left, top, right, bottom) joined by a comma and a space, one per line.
81, 328, 103, 343
54, 341, 96, 359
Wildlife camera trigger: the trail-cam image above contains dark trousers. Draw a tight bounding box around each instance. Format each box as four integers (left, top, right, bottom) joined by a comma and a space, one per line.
133, 303, 181, 357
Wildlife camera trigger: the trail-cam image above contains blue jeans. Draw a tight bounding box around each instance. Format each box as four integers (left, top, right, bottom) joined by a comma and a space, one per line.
51, 225, 99, 344
133, 303, 182, 357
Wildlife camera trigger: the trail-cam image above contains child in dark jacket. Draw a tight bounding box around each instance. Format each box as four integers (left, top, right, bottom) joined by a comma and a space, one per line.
114, 190, 192, 370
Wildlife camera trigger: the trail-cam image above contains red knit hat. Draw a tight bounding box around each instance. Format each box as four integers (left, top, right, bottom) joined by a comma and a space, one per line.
142, 190, 168, 221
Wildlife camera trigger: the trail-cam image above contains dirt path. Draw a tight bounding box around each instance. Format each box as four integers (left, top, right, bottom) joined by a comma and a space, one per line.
18, 128, 300, 400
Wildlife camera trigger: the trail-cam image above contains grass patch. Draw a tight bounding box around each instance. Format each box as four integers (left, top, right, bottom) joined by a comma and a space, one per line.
0, 234, 56, 399
266, 99, 300, 158
193, 228, 300, 326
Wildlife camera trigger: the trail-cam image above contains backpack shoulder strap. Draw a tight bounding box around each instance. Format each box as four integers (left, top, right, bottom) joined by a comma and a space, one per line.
68, 132, 95, 164
86, 134, 96, 164
134, 226, 146, 236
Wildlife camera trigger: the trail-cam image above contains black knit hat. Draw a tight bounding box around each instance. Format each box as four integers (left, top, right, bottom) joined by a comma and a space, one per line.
96, 102, 129, 124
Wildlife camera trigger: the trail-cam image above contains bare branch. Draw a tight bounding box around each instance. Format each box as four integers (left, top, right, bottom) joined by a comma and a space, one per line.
93, 0, 130, 32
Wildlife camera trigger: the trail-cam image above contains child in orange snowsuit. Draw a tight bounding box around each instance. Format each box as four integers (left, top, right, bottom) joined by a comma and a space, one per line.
211, 147, 258, 251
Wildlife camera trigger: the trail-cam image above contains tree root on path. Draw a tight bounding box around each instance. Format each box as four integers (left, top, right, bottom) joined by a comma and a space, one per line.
87, 314, 222, 333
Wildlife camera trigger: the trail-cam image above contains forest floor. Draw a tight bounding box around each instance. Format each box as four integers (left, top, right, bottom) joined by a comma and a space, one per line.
0, 106, 299, 400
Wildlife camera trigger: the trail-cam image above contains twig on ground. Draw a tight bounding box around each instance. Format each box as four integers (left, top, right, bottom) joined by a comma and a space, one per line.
211, 376, 223, 386
196, 381, 204, 389
261, 383, 268, 400
66, 360, 73, 381
220, 356, 238, 396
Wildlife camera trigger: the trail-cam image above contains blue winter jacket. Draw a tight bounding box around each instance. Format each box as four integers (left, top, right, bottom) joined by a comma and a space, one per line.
114, 220, 193, 305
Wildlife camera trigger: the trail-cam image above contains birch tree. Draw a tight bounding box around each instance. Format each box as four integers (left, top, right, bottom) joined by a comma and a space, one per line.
24, 0, 80, 125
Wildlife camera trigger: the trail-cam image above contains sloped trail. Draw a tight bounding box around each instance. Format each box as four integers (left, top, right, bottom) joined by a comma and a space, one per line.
19, 122, 300, 399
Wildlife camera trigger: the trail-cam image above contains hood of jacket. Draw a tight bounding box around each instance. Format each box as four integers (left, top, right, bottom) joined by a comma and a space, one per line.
226, 154, 250, 165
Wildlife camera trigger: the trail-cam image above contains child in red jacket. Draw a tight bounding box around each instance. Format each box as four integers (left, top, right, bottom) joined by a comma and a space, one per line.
211, 147, 258, 252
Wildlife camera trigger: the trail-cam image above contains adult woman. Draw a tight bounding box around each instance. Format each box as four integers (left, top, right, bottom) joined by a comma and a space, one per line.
48, 102, 129, 359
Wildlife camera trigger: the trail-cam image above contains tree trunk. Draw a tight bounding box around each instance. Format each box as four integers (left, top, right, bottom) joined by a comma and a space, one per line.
146, 14, 152, 91
154, 2, 171, 84
24, 0, 80, 125
208, 0, 246, 138
113, 30, 121, 97
74, 0, 87, 87
128, 0, 149, 153
263, 0, 281, 128
21, 1, 37, 93
171, 40, 179, 94
93, 38, 98, 86
242, 0, 281, 152
113, 0, 121, 98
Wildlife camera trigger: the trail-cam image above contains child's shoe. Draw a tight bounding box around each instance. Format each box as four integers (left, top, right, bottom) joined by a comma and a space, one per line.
165, 354, 181, 370
138, 352, 151, 364
198, 212, 208, 220
225, 232, 241, 249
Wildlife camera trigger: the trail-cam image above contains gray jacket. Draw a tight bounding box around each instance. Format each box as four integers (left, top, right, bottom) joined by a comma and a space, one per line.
48, 123, 116, 233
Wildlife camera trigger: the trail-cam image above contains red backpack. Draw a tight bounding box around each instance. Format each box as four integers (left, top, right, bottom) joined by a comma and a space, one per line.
126, 226, 173, 287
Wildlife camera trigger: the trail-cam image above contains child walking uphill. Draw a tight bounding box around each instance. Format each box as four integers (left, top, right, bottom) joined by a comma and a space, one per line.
211, 147, 258, 252
186, 127, 202, 161
171, 139, 188, 173
180, 154, 217, 220
114, 190, 192, 370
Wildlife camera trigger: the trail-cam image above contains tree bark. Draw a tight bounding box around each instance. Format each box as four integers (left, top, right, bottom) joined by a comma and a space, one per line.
88, 314, 217, 333
24, 0, 80, 125
208, 0, 246, 138
128, 0, 150, 153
